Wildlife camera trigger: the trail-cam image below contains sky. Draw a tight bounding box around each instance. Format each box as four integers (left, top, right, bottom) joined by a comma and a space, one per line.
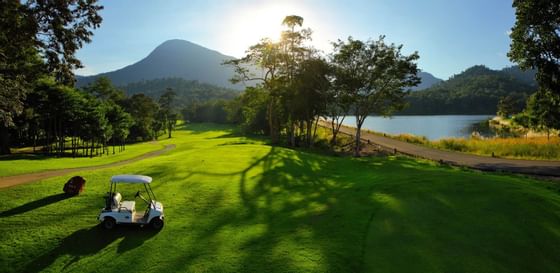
75, 0, 517, 80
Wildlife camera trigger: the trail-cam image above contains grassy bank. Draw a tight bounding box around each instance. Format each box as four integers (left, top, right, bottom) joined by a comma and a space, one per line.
388, 133, 560, 160
1, 123, 559, 272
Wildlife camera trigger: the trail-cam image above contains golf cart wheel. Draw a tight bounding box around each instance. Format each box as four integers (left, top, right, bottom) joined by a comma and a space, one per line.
102, 217, 116, 230
150, 218, 164, 230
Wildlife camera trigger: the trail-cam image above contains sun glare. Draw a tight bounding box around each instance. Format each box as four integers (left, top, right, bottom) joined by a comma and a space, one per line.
224, 3, 306, 56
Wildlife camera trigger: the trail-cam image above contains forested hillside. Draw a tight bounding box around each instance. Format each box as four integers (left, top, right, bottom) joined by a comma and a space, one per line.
401, 65, 536, 114
120, 78, 239, 106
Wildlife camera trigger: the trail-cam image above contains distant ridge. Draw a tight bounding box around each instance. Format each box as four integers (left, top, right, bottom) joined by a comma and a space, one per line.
411, 71, 442, 91
401, 65, 537, 115
76, 39, 247, 90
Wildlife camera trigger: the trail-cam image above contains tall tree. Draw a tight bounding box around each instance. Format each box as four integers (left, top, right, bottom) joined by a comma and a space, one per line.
289, 57, 332, 146
124, 94, 158, 141
327, 62, 353, 146
224, 15, 313, 144
508, 0, 560, 131
82, 76, 124, 102
0, 0, 103, 154
526, 90, 560, 140
159, 88, 177, 138
332, 36, 420, 156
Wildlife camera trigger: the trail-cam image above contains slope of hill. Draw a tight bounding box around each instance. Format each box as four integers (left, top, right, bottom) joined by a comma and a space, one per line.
500, 66, 537, 87
401, 65, 537, 115
411, 71, 442, 91
76, 39, 248, 90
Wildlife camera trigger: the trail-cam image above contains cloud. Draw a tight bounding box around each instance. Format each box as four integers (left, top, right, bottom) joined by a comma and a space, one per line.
505, 30, 512, 36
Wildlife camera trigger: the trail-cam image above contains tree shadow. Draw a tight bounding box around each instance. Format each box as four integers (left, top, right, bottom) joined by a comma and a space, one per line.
169, 145, 524, 272
0, 193, 70, 218
0, 153, 50, 161
25, 225, 160, 272
163, 146, 377, 271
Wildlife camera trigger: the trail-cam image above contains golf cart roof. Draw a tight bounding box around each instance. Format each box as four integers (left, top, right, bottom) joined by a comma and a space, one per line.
111, 175, 152, 184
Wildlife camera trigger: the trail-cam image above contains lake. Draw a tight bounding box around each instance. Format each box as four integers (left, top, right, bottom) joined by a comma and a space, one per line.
343, 115, 493, 140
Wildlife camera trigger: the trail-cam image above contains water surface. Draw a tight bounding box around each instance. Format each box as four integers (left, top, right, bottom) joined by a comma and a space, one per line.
343, 115, 493, 140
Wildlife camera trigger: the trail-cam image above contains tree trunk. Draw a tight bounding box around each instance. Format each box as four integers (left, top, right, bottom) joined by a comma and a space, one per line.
306, 119, 313, 147
354, 116, 365, 157
312, 117, 320, 146
289, 121, 297, 147
267, 98, 279, 144
90, 139, 94, 158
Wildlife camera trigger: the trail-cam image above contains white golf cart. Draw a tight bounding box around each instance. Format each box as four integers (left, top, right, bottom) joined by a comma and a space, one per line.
98, 174, 164, 230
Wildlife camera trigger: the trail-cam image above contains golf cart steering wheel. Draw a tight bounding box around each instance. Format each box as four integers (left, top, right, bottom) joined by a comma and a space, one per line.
134, 190, 150, 205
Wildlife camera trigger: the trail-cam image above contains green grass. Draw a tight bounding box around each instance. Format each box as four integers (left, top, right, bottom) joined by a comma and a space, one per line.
0, 140, 166, 177
377, 130, 560, 160
1, 123, 560, 272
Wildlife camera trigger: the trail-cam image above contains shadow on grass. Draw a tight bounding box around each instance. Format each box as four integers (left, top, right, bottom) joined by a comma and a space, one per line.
159, 146, 387, 271
25, 225, 160, 272
0, 193, 70, 217
163, 143, 560, 272
0, 153, 50, 161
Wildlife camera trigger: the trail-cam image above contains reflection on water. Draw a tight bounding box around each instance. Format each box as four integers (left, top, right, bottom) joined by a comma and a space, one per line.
343, 115, 494, 140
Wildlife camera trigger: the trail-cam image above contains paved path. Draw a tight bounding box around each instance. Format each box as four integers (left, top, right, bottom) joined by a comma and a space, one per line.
325, 121, 560, 177
0, 144, 176, 189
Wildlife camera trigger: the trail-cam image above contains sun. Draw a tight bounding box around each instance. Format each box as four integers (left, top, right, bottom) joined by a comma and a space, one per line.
223, 3, 306, 57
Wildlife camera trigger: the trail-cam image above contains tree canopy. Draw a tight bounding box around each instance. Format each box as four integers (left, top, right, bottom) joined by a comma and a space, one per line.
0, 0, 103, 154
332, 36, 420, 155
508, 0, 560, 132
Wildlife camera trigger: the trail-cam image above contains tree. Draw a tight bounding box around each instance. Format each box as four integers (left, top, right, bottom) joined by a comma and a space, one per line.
0, 0, 103, 154
526, 90, 560, 140
82, 76, 124, 102
508, 0, 560, 131
327, 63, 353, 146
497, 95, 517, 118
82, 77, 131, 153
123, 94, 159, 141
332, 37, 420, 156
225, 87, 270, 134
106, 104, 132, 153
158, 88, 177, 138
224, 15, 313, 144
289, 57, 332, 146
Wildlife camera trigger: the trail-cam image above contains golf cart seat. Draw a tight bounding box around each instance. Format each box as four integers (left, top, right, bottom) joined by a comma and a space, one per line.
120, 201, 136, 212
111, 192, 122, 210
109, 192, 135, 212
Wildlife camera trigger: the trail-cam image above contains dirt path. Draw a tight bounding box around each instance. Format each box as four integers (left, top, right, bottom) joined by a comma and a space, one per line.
324, 121, 560, 177
0, 144, 176, 189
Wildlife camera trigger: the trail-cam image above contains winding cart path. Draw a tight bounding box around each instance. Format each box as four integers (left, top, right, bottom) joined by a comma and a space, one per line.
0, 144, 176, 189
326, 121, 560, 177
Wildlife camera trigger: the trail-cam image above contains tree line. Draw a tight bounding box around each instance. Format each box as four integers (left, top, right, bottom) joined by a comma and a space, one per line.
9, 76, 178, 157
1, 1, 181, 156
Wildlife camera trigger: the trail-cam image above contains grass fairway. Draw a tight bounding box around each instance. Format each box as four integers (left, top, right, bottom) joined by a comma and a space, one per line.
1, 124, 560, 273
0, 141, 165, 177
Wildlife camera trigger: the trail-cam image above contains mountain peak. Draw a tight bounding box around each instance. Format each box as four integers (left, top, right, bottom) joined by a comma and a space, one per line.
155, 39, 201, 50
77, 39, 243, 89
